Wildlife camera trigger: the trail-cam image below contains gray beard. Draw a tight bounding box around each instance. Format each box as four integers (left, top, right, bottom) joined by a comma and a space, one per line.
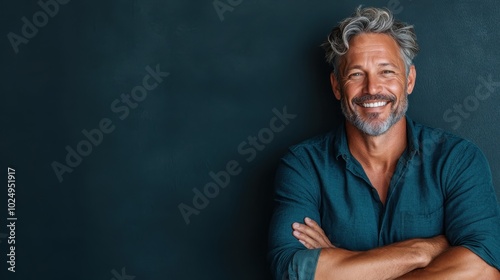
340, 93, 409, 136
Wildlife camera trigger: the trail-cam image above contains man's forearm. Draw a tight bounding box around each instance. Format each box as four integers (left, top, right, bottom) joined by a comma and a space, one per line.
315, 236, 448, 280
396, 246, 500, 280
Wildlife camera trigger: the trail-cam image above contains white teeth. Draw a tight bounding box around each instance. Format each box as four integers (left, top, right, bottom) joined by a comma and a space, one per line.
361, 101, 388, 108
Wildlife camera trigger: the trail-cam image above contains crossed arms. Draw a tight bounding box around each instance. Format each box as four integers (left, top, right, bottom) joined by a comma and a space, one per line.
269, 142, 500, 280
292, 217, 500, 280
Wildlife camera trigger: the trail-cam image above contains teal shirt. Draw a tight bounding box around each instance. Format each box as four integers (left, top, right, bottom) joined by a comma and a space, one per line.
268, 117, 500, 279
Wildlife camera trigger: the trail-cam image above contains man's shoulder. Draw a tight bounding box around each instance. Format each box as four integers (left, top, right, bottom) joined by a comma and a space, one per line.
287, 130, 336, 154
278, 130, 337, 175
409, 119, 482, 156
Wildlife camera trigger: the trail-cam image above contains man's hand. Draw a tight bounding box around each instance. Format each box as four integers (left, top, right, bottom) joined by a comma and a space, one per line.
292, 217, 335, 249
396, 246, 500, 280
291, 218, 453, 280
293, 217, 450, 264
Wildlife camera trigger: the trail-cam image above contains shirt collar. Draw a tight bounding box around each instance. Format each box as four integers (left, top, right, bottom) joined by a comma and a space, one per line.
334, 116, 420, 161
334, 121, 350, 161
405, 116, 420, 156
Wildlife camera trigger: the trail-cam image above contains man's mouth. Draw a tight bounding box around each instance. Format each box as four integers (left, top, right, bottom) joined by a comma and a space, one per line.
352, 94, 394, 109
360, 101, 388, 108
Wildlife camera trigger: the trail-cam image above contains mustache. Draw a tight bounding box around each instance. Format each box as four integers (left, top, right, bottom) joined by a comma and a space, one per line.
352, 94, 396, 103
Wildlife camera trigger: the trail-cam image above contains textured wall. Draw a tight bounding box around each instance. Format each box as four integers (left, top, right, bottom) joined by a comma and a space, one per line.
1, 0, 498, 279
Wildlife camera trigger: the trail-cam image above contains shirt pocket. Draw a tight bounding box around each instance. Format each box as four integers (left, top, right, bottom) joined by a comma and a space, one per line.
400, 205, 444, 239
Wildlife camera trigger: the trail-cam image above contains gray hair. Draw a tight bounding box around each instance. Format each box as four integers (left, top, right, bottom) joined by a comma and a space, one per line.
322, 6, 419, 79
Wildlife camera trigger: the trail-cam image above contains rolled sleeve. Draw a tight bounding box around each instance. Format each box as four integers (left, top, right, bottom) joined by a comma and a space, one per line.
268, 148, 322, 279
443, 141, 500, 269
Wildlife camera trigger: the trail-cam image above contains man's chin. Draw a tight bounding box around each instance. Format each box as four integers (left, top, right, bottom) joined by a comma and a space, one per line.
361, 126, 390, 136
351, 119, 392, 136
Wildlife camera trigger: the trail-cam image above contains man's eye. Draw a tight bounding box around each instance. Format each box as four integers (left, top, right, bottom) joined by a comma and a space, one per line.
349, 73, 363, 78
382, 70, 395, 74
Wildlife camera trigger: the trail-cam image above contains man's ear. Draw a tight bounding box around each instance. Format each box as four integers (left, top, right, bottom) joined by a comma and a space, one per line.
406, 65, 416, 95
330, 72, 342, 100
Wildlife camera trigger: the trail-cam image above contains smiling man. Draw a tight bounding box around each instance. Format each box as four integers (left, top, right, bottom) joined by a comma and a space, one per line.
268, 7, 500, 280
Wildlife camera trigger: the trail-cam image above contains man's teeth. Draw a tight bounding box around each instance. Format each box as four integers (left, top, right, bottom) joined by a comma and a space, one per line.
361, 101, 388, 108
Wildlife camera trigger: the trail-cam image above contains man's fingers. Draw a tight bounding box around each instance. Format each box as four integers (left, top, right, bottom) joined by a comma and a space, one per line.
293, 228, 333, 249
298, 239, 314, 249
292, 222, 333, 248
292, 220, 335, 249
292, 222, 324, 241
292, 225, 322, 248
304, 217, 330, 239
304, 217, 322, 231
293, 229, 321, 248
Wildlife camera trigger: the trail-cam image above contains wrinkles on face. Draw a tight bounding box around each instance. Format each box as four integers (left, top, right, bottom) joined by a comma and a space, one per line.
337, 33, 411, 136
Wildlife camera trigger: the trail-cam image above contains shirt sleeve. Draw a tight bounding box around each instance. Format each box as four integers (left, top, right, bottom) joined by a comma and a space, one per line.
443, 141, 500, 270
268, 147, 323, 280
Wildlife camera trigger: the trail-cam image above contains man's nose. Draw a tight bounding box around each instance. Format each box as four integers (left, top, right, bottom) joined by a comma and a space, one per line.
364, 74, 382, 95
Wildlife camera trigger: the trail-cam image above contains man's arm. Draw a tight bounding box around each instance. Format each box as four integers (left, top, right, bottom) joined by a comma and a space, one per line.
396, 247, 500, 280
268, 148, 327, 279
296, 217, 500, 280
269, 145, 451, 280
293, 218, 449, 280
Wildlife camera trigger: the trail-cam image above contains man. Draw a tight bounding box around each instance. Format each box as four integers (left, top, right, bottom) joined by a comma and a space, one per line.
268, 6, 500, 280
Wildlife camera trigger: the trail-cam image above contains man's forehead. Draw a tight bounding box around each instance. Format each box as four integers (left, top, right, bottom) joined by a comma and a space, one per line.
346, 62, 399, 70
348, 33, 401, 54
338, 33, 404, 69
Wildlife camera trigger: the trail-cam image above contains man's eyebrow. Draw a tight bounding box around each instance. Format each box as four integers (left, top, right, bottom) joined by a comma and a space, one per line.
345, 63, 398, 71
378, 62, 398, 68
345, 65, 363, 71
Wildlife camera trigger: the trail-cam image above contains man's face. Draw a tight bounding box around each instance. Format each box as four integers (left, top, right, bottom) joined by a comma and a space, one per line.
331, 33, 416, 136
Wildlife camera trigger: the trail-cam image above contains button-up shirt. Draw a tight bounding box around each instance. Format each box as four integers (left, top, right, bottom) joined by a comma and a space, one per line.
268, 117, 500, 279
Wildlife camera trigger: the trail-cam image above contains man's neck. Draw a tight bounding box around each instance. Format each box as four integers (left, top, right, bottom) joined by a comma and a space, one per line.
346, 117, 408, 172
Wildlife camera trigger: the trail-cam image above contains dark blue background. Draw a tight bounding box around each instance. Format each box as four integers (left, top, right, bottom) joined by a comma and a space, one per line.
1, 0, 499, 279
